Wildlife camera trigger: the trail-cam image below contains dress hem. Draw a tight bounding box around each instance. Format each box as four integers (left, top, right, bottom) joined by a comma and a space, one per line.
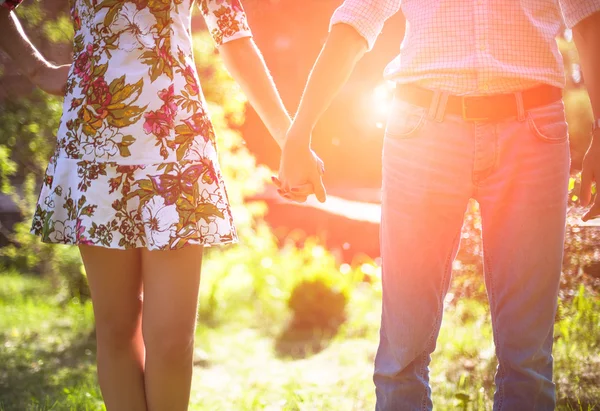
30, 230, 239, 251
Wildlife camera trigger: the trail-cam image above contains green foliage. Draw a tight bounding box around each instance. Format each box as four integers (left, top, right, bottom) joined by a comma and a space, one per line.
14, 2, 45, 26
0, 87, 87, 301
554, 285, 600, 410
43, 15, 74, 45
0, 89, 62, 179
0, 84, 64, 279
0, 146, 16, 194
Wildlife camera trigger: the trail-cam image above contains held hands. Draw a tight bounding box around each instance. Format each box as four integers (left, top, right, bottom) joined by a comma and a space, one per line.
29, 64, 70, 96
580, 133, 600, 221
273, 126, 327, 203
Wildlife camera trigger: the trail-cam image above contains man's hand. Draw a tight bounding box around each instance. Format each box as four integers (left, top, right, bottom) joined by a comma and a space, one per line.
580, 133, 600, 221
270, 23, 368, 204
275, 128, 326, 203
29, 64, 70, 96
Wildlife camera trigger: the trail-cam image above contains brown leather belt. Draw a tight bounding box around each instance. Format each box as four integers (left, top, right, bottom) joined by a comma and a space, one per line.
394, 84, 563, 121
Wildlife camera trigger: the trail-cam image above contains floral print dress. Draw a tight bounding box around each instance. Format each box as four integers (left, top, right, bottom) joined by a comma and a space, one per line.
0, 0, 20, 10
13, 0, 252, 250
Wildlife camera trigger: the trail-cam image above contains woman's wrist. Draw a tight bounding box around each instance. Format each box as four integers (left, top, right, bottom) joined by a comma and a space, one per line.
270, 116, 292, 149
284, 126, 312, 151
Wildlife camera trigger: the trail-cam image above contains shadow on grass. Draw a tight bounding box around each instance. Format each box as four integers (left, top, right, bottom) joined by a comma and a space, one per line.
0, 328, 98, 410
274, 319, 343, 360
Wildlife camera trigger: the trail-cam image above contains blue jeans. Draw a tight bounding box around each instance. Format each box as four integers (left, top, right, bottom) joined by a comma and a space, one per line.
374, 92, 570, 410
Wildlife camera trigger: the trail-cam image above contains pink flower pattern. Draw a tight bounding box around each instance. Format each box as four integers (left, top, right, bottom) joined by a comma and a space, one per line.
0, 0, 21, 10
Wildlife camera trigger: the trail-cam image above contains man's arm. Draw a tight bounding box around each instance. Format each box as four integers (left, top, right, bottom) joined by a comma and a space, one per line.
0, 8, 69, 96
274, 24, 367, 203
219, 38, 291, 148
288, 0, 402, 144
289, 24, 368, 144
277, 0, 402, 202
572, 11, 600, 220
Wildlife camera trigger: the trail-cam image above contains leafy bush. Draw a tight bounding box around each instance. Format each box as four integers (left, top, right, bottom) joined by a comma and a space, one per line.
288, 278, 348, 329
199, 232, 360, 327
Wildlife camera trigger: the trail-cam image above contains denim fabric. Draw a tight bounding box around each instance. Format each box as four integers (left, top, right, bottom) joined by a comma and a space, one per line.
375, 97, 570, 411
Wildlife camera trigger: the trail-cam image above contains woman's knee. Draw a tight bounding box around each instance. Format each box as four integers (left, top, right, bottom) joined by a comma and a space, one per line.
94, 297, 143, 348
143, 322, 196, 362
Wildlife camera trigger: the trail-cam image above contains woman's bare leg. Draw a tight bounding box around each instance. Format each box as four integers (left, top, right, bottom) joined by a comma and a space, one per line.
141, 245, 203, 411
79, 245, 147, 411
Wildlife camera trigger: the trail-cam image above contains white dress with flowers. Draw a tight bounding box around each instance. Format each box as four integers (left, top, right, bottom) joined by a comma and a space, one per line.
29, 0, 252, 250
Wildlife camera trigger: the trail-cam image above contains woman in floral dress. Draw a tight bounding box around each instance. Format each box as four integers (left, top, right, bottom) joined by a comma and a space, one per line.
1, 0, 291, 409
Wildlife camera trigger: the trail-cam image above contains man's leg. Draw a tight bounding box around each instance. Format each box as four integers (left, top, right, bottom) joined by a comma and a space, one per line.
375, 99, 474, 410
476, 101, 570, 410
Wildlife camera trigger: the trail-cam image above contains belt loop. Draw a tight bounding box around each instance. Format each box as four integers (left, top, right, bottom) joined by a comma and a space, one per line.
515, 91, 525, 121
434, 92, 450, 123
427, 90, 441, 121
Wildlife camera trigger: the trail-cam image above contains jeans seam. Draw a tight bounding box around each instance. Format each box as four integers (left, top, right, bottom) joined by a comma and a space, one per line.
419, 348, 430, 411
484, 244, 504, 411
493, 125, 499, 174
419, 230, 460, 411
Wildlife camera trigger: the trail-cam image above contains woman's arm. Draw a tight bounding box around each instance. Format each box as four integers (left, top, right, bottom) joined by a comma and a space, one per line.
199, 0, 290, 148
276, 1, 402, 203
0, 7, 69, 96
218, 38, 291, 148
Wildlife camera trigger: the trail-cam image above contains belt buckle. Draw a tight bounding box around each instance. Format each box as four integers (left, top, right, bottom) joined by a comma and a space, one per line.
462, 97, 489, 122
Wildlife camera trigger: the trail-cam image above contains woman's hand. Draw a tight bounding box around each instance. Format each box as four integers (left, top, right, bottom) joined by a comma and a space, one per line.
274, 126, 326, 203
29, 64, 70, 96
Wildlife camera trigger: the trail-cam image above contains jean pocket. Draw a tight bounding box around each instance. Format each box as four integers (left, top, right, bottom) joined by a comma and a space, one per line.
526, 101, 568, 144
385, 99, 427, 140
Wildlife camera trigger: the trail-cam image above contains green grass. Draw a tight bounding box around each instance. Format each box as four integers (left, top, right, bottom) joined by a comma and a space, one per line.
0, 272, 598, 411
0, 272, 101, 411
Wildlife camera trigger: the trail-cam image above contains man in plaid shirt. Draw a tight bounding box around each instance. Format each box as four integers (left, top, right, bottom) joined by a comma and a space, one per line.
276, 1, 600, 409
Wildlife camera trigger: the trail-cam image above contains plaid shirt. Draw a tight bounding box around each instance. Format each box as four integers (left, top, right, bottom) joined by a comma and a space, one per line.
330, 0, 600, 95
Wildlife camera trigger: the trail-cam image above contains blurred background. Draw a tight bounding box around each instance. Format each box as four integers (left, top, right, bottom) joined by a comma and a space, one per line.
0, 1, 598, 410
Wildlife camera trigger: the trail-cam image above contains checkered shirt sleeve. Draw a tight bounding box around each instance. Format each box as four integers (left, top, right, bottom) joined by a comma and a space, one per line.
559, 0, 600, 28
329, 0, 402, 51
